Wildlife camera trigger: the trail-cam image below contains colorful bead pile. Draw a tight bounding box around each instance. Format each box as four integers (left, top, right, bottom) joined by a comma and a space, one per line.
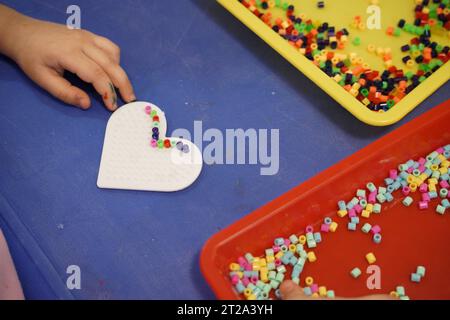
227, 144, 449, 300
238, 0, 450, 112
144, 105, 190, 153
228, 221, 337, 300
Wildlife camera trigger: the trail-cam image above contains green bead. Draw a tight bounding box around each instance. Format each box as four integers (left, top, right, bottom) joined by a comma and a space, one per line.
416, 266, 426, 277
403, 196, 413, 207
436, 205, 446, 215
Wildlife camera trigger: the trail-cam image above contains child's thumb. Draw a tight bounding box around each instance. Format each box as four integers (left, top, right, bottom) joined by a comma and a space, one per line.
280, 280, 309, 300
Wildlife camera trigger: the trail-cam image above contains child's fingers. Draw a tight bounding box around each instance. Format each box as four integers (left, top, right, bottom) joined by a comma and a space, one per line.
59, 54, 118, 111
280, 281, 311, 300
92, 35, 121, 64
83, 45, 135, 103
31, 66, 91, 109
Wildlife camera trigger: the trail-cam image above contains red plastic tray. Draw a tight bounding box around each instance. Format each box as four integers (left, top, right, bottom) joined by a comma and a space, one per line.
201, 99, 450, 300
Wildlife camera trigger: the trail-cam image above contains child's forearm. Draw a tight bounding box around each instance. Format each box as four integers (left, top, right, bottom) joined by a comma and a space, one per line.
0, 4, 30, 60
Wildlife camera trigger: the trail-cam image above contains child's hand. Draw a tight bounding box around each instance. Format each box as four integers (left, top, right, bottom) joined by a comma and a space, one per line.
280, 280, 395, 300
0, 5, 135, 111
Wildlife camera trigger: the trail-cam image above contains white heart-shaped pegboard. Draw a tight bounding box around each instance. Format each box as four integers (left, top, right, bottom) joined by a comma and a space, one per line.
97, 101, 203, 192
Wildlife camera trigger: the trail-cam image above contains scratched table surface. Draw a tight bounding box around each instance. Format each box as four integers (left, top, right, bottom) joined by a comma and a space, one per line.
0, 0, 448, 300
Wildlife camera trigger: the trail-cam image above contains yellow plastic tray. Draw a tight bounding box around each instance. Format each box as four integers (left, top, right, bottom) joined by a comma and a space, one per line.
217, 0, 450, 126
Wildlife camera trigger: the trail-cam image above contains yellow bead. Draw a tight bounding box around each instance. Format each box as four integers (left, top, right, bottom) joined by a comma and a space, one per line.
319, 286, 327, 297
305, 276, 314, 286
236, 271, 243, 279
337, 210, 348, 218
244, 288, 253, 298
361, 210, 371, 219
307, 251, 317, 263
275, 251, 284, 260
268, 0, 276, 8
289, 244, 297, 253
298, 235, 307, 245
312, 293, 319, 298
259, 258, 267, 267
428, 184, 437, 192
330, 222, 338, 232
366, 204, 374, 212
367, 44, 376, 53
266, 255, 275, 263
260, 268, 268, 282
406, 60, 415, 68
390, 291, 399, 298
409, 183, 418, 192
229, 263, 240, 271
366, 253, 377, 264
247, 294, 257, 300
428, 178, 438, 185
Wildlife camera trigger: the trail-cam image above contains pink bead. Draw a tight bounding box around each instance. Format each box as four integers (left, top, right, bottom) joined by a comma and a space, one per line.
150, 139, 157, 148
250, 276, 258, 284
389, 169, 398, 179
418, 165, 425, 172
419, 201, 429, 210
244, 263, 252, 271
402, 186, 411, 196
321, 224, 330, 233
436, 147, 444, 154
238, 257, 247, 267
284, 239, 291, 246
419, 183, 428, 193
418, 157, 426, 165
311, 284, 319, 293
354, 204, 363, 214
371, 225, 381, 234
407, 167, 414, 173
273, 246, 280, 253
368, 192, 377, 204
274, 259, 282, 267
422, 193, 430, 202
242, 277, 250, 287
306, 225, 314, 233
440, 180, 450, 189
348, 208, 357, 218
145, 105, 152, 114
231, 275, 239, 285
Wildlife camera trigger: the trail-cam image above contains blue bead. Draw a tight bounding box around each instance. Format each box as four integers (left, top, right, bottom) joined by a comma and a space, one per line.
313, 232, 322, 243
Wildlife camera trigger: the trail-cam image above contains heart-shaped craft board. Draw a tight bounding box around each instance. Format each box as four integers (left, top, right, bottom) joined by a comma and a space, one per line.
97, 101, 203, 192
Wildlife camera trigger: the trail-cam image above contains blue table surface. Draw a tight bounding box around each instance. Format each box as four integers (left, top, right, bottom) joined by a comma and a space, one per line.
0, 0, 448, 299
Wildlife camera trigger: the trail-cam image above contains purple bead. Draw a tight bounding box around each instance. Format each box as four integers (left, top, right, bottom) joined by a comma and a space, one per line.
152, 127, 159, 134
182, 144, 190, 154
176, 141, 183, 151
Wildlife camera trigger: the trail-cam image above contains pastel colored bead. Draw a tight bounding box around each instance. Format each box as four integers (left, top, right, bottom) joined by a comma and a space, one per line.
361, 210, 371, 219
327, 290, 335, 299
373, 203, 381, 214
403, 196, 413, 206
321, 224, 330, 232
351, 216, 360, 224
436, 205, 446, 215
305, 276, 314, 286
311, 283, 319, 294
365, 253, 377, 264
361, 223, 372, 234
441, 199, 450, 208
373, 233, 382, 244
419, 201, 429, 210
440, 188, 449, 198
396, 286, 406, 297
307, 251, 317, 263
350, 267, 362, 278
329, 222, 338, 232
314, 232, 322, 243
371, 225, 381, 234
416, 266, 426, 278
319, 286, 327, 297
410, 272, 422, 283
337, 210, 348, 218
303, 287, 312, 296
348, 222, 357, 231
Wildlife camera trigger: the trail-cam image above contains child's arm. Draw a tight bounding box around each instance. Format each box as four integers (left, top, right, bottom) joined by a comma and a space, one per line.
0, 4, 135, 111
0, 229, 24, 300
280, 280, 396, 300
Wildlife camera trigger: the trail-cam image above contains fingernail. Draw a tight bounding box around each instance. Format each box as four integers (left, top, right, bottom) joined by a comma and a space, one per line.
129, 93, 136, 102
78, 97, 90, 109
